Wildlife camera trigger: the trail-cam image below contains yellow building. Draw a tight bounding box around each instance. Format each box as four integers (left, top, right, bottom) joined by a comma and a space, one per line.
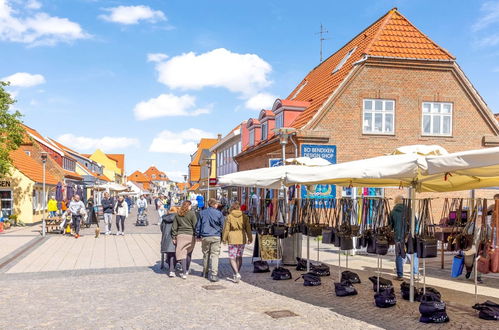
1, 149, 58, 224
83, 150, 125, 183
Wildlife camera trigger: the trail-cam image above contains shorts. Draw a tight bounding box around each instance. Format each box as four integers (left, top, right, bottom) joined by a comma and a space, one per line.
228, 244, 245, 259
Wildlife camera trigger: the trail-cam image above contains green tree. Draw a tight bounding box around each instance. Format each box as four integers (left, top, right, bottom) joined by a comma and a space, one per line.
0, 82, 24, 176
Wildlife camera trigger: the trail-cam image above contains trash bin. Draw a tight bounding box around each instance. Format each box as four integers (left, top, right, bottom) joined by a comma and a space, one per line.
282, 233, 302, 265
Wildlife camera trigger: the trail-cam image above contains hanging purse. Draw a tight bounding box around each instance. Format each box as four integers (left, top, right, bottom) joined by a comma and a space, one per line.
489, 199, 499, 273
477, 199, 492, 274
417, 199, 438, 259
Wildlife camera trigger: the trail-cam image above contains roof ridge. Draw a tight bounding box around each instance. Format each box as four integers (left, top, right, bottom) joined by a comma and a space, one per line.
363, 8, 395, 56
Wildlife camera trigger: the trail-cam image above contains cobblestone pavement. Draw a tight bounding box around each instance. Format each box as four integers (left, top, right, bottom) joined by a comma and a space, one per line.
1, 206, 498, 329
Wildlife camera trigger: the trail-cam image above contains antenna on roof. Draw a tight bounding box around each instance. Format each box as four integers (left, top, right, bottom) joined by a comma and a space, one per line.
315, 23, 329, 63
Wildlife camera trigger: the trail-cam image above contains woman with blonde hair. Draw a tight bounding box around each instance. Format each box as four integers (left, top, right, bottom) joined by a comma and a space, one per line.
172, 201, 197, 279
222, 201, 252, 283
161, 206, 179, 277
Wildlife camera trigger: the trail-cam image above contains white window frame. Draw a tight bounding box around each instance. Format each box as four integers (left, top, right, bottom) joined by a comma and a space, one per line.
362, 99, 395, 135
249, 130, 255, 146
421, 102, 453, 137
261, 122, 268, 140
1, 189, 13, 217
275, 113, 283, 129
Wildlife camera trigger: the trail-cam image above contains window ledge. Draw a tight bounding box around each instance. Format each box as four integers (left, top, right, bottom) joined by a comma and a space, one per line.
362, 133, 396, 136
421, 135, 453, 138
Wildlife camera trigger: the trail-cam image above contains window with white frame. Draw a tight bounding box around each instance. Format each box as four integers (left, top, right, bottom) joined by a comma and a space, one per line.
1, 190, 13, 217
275, 113, 283, 129
363, 99, 395, 134
249, 130, 255, 146
422, 102, 452, 136
261, 122, 268, 140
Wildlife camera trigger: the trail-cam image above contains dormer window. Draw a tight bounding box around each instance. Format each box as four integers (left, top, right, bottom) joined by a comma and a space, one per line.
249, 130, 255, 146
276, 113, 283, 129
333, 47, 357, 74
261, 122, 268, 140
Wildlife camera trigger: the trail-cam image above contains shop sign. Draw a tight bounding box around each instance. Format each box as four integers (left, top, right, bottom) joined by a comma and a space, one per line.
209, 178, 218, 186
0, 180, 11, 188
269, 158, 283, 167
300, 144, 336, 201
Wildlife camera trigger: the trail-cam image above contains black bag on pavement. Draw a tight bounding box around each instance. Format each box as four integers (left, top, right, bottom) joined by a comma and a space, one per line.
400, 281, 421, 301
374, 288, 397, 308
369, 276, 393, 292
419, 292, 446, 316
341, 270, 361, 284
271, 267, 292, 280
253, 260, 270, 273
310, 264, 330, 277
334, 280, 358, 297
419, 287, 441, 300
296, 272, 321, 286
296, 257, 308, 271
472, 301, 499, 321
419, 312, 450, 323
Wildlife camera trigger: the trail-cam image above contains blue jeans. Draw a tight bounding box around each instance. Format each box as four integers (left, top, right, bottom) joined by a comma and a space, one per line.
138, 207, 145, 215
395, 243, 419, 277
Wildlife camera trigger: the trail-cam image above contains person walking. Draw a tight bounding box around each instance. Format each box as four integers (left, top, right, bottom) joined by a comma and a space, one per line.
389, 195, 418, 280
157, 194, 165, 225
114, 196, 129, 236
101, 192, 114, 235
161, 206, 178, 277
196, 198, 225, 282
222, 201, 252, 283
137, 195, 147, 215
47, 196, 58, 218
68, 195, 86, 238
172, 200, 197, 279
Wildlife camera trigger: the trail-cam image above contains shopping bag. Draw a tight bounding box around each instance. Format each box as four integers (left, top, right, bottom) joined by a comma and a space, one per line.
451, 253, 464, 278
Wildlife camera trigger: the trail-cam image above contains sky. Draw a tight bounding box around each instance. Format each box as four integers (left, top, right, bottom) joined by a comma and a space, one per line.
1, 0, 499, 181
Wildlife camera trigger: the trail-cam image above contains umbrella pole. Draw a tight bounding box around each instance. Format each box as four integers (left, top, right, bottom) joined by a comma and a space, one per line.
475, 256, 478, 304
377, 255, 380, 294
409, 187, 416, 303
423, 258, 426, 294
317, 237, 320, 261
338, 248, 341, 280
307, 233, 310, 272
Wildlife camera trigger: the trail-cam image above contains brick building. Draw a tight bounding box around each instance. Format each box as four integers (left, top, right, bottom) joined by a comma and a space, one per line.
234, 8, 499, 208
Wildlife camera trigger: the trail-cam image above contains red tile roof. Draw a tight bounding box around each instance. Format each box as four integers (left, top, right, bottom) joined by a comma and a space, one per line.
144, 166, 169, 181
10, 149, 59, 185
63, 170, 82, 180
129, 170, 150, 183
188, 183, 200, 191
192, 139, 218, 165
288, 8, 454, 129
106, 154, 125, 172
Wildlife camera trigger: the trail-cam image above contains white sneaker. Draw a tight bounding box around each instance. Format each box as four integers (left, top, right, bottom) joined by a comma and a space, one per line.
235, 273, 241, 283
181, 274, 187, 280
117, 231, 121, 235
105, 231, 110, 235
121, 232, 125, 236
169, 272, 175, 277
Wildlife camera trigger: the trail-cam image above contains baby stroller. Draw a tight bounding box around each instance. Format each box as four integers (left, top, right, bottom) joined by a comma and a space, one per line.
136, 209, 149, 226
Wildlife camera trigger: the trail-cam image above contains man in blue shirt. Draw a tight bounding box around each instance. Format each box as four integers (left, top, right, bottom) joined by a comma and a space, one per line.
196, 198, 224, 282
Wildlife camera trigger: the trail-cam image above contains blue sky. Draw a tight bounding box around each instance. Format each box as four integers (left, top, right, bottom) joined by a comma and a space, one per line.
1, 0, 499, 181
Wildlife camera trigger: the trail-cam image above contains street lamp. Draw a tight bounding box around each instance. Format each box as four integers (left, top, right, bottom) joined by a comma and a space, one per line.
41, 151, 48, 237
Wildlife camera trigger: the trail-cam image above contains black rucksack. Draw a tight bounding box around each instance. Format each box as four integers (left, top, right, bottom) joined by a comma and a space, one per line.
271, 267, 292, 280
334, 280, 358, 297
295, 272, 321, 286
295, 258, 330, 276
419, 292, 446, 316
341, 270, 361, 284
473, 301, 499, 321
369, 276, 393, 292
253, 260, 270, 273
374, 288, 397, 308
419, 312, 450, 323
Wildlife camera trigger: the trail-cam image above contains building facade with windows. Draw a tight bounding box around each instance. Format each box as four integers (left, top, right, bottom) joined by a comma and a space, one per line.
235, 8, 499, 207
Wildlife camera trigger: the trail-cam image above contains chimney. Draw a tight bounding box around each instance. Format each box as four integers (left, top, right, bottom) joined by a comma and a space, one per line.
217, 134, 222, 141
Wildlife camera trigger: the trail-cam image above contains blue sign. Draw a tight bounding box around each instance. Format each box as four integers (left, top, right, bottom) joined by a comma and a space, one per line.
269, 158, 283, 167
300, 144, 336, 200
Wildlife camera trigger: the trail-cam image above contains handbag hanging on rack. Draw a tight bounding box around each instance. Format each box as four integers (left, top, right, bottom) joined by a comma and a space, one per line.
321, 199, 336, 244
489, 199, 499, 273
339, 198, 354, 251
417, 199, 438, 259
477, 199, 492, 274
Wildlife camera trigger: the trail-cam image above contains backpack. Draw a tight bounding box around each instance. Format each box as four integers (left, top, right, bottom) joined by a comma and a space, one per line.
334, 280, 358, 297
341, 270, 361, 284
419, 312, 450, 323
473, 301, 499, 321
374, 288, 397, 308
369, 276, 393, 292
271, 267, 292, 280
419, 292, 446, 316
253, 260, 270, 273
296, 273, 321, 286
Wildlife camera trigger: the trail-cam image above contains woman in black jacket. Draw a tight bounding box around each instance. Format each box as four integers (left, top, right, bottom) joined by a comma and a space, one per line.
161, 206, 178, 277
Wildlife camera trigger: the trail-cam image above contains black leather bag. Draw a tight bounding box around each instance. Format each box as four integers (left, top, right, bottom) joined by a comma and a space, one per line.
253, 260, 270, 273
271, 224, 288, 239
375, 235, 389, 255
334, 280, 358, 297
310, 264, 330, 277
296, 272, 321, 286
271, 267, 292, 280
340, 236, 354, 250
419, 292, 446, 316
366, 234, 376, 254
333, 229, 341, 247
417, 235, 438, 258
473, 300, 499, 321
341, 270, 361, 284
296, 257, 308, 271
419, 312, 450, 323
322, 228, 334, 244
400, 281, 420, 301
369, 276, 393, 292
374, 288, 397, 308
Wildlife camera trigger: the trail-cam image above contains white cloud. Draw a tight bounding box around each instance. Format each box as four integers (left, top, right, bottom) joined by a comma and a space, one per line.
0, 0, 89, 46
478, 33, 499, 47
26, 0, 41, 10
100, 5, 166, 25
57, 134, 140, 151
2, 72, 45, 87
149, 128, 215, 154
134, 93, 210, 120
147, 52, 168, 63
473, 1, 499, 31
245, 92, 276, 110
154, 48, 272, 96
164, 170, 187, 182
